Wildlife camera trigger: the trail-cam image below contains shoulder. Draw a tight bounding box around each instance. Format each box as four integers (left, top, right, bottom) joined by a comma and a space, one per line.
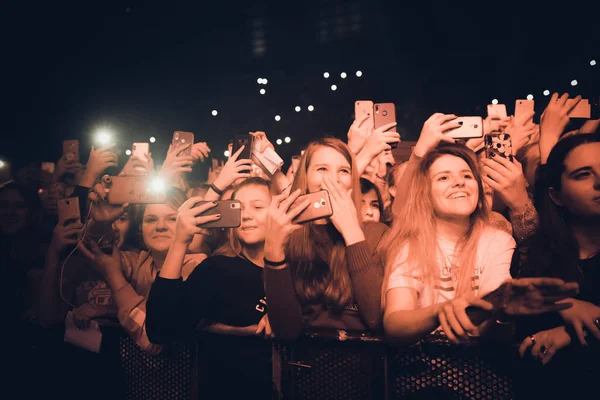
363, 221, 388, 238
478, 226, 516, 252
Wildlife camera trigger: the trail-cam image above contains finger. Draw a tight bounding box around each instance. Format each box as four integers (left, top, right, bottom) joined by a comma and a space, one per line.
440, 136, 457, 144
269, 192, 288, 211
322, 176, 342, 202
531, 340, 542, 358
286, 198, 311, 221
88, 191, 102, 204
549, 92, 558, 105
279, 189, 303, 212
541, 347, 557, 365
481, 164, 506, 183
453, 305, 478, 336
518, 338, 533, 358
437, 114, 458, 124
175, 143, 193, 156
230, 145, 245, 161
189, 201, 218, 216
234, 159, 254, 167
444, 304, 467, 340
483, 176, 501, 192
96, 143, 117, 153
77, 242, 95, 260
63, 238, 79, 245
255, 317, 265, 335
558, 93, 569, 107
375, 122, 397, 133
566, 95, 582, 113
180, 196, 206, 212
440, 120, 462, 132
582, 319, 600, 342
438, 310, 459, 344
197, 214, 222, 226
572, 322, 588, 346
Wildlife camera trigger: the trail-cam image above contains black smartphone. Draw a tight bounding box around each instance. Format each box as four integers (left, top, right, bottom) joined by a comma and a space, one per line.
194, 200, 241, 228
231, 135, 253, 160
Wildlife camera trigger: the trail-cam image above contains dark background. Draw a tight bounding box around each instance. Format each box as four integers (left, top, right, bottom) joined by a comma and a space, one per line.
2, 0, 597, 179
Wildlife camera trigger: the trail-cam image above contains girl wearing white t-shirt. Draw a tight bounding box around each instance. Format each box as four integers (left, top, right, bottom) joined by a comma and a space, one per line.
382, 141, 516, 345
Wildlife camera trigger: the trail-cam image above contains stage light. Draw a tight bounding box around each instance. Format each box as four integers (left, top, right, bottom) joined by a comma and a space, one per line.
276, 139, 283, 145
149, 137, 156, 143
356, 70, 363, 77
224, 150, 230, 157
125, 149, 132, 156
212, 110, 218, 116
274, 115, 281, 121
96, 130, 112, 146
284, 137, 291, 143
543, 90, 550, 96
323, 72, 330, 78
340, 72, 347, 79
150, 177, 166, 193
260, 89, 266, 95
590, 60, 596, 66
295, 106, 301, 112
491, 99, 499, 105
257, 78, 263, 84
571, 80, 578, 86
331, 85, 337, 91
527, 94, 534, 100
308, 105, 315, 112
263, 78, 268, 84
0, 160, 5, 168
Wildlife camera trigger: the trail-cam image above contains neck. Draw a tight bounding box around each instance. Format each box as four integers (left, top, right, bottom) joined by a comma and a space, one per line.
570, 217, 600, 259
435, 217, 470, 243
242, 244, 265, 268
152, 252, 167, 270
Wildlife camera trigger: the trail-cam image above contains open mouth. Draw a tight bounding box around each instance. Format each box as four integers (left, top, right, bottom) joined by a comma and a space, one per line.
241, 226, 258, 231
449, 192, 468, 199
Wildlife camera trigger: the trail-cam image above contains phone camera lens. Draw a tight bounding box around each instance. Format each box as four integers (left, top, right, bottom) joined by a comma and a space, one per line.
174, 133, 179, 139
382, 110, 388, 116
321, 200, 326, 206
474, 124, 479, 128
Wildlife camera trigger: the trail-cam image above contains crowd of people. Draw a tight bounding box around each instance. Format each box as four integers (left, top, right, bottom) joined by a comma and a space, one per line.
3, 92, 599, 399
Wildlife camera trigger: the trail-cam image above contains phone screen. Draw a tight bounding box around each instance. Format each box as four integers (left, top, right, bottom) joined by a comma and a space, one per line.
232, 135, 253, 159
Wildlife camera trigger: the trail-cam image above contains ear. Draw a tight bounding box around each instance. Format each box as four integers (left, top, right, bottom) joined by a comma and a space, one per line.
388, 186, 396, 198
548, 187, 563, 207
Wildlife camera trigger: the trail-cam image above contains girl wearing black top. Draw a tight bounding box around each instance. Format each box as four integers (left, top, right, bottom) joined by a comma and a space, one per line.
146, 177, 274, 398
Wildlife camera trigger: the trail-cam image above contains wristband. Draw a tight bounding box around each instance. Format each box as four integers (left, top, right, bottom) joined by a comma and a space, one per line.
264, 257, 287, 267
210, 183, 225, 196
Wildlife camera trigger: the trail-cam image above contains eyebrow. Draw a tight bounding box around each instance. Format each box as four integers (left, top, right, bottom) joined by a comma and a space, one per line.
433, 169, 473, 177
313, 163, 350, 169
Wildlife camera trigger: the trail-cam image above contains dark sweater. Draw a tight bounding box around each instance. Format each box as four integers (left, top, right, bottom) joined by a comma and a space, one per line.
265, 221, 388, 340
146, 255, 267, 345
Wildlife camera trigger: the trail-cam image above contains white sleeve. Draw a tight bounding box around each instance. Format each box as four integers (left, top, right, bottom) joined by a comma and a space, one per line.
385, 245, 424, 295
477, 229, 515, 297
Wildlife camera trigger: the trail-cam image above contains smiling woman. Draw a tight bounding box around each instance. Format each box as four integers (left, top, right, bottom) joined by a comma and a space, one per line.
381, 143, 516, 345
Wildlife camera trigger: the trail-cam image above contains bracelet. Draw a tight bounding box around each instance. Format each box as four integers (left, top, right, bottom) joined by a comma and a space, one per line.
210, 183, 225, 196
264, 257, 287, 267
113, 282, 131, 296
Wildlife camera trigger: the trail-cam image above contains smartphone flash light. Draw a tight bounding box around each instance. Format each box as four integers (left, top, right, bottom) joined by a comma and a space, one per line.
150, 177, 166, 193
96, 130, 112, 146
0, 160, 5, 168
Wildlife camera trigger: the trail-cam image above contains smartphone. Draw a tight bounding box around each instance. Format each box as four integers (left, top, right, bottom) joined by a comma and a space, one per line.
447, 116, 484, 139
172, 131, 195, 156
485, 133, 514, 162
374, 103, 398, 149
232, 134, 254, 160
103, 175, 167, 205
292, 190, 334, 224
194, 200, 241, 228
514, 99, 535, 122
132, 142, 149, 162
567, 99, 591, 119
487, 104, 507, 119
354, 100, 375, 128
63, 140, 80, 162
57, 197, 81, 226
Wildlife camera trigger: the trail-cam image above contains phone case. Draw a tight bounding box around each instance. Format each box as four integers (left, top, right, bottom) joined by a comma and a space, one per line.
252, 139, 283, 175
232, 135, 253, 160
514, 100, 535, 121
354, 100, 375, 128
103, 176, 167, 204
485, 133, 514, 161
195, 200, 241, 228
132, 143, 149, 162
57, 197, 81, 225
292, 190, 334, 224
567, 99, 591, 119
447, 117, 483, 139
373, 103, 398, 149
487, 104, 507, 119
172, 131, 195, 156
63, 140, 80, 161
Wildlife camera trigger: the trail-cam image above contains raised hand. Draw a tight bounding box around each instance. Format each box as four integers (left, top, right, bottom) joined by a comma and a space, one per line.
360, 122, 400, 160
78, 238, 122, 279
413, 113, 461, 157
249, 131, 275, 153
80, 143, 119, 187
191, 142, 211, 164
159, 143, 194, 182
87, 186, 129, 223
120, 153, 154, 176
212, 145, 253, 192
54, 156, 83, 182
505, 112, 538, 154
49, 220, 84, 254
321, 176, 364, 245
347, 113, 373, 154
174, 197, 220, 246
264, 189, 311, 260
539, 93, 582, 163
480, 154, 530, 213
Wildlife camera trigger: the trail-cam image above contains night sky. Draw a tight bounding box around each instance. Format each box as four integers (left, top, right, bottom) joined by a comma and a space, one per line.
3, 0, 597, 179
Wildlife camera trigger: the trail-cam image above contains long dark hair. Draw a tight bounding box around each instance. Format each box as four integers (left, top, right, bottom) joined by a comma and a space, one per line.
360, 177, 384, 220
518, 133, 600, 281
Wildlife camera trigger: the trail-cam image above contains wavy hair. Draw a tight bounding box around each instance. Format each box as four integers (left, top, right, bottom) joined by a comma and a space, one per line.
286, 137, 363, 312
381, 143, 489, 303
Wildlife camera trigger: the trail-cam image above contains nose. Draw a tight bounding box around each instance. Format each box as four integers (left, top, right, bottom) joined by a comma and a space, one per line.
453, 176, 466, 187
155, 218, 168, 231
241, 209, 253, 221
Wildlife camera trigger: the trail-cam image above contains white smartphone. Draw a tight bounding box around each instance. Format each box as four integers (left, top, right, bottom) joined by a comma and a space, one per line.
354, 100, 375, 129
132, 143, 149, 162
447, 116, 484, 139
514, 99, 535, 122
487, 104, 507, 119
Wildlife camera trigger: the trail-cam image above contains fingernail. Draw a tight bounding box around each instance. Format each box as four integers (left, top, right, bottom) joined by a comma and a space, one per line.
490, 153, 496, 157
215, 214, 221, 218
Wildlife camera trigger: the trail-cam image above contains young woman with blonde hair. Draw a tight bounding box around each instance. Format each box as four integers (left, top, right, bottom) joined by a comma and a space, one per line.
264, 137, 389, 340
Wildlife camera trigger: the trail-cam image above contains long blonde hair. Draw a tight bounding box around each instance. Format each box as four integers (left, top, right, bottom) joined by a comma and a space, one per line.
287, 137, 363, 312
381, 143, 489, 303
